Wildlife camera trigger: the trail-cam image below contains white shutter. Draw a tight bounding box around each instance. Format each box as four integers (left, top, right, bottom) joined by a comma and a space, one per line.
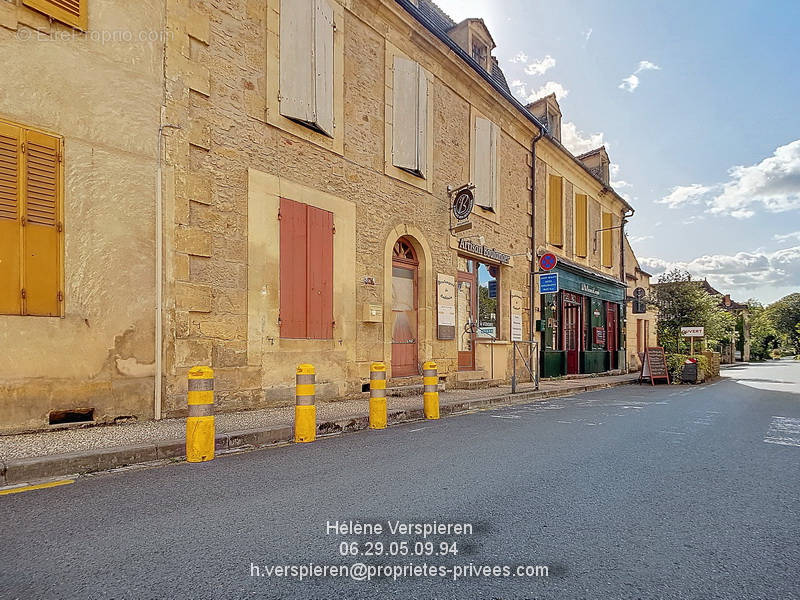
472, 117, 497, 209
279, 1, 315, 123
415, 66, 428, 178
313, 0, 335, 137
392, 57, 419, 172
489, 120, 499, 211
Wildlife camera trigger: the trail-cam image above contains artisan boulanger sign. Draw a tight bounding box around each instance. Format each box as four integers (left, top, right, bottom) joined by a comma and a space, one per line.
458, 238, 511, 264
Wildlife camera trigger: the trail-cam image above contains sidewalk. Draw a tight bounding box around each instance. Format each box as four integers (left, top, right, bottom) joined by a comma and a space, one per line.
0, 373, 639, 486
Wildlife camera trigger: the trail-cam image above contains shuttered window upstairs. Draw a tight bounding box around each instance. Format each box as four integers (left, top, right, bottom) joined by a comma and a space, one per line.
279, 0, 335, 137
23, 0, 88, 31
473, 117, 499, 211
0, 118, 63, 317
279, 197, 334, 339
575, 194, 588, 257
392, 57, 428, 177
547, 175, 563, 246
602, 211, 614, 268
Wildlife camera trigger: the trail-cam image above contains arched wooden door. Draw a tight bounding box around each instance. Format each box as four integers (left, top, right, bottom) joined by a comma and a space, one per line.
391, 238, 419, 377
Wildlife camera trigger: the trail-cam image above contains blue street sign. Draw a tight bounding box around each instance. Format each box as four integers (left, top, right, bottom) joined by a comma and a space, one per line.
539, 272, 559, 294
487, 280, 497, 299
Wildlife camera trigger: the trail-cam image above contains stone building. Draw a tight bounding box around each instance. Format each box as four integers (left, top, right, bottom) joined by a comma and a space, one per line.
623, 237, 657, 371
0, 0, 162, 433
528, 94, 633, 377
0, 0, 641, 432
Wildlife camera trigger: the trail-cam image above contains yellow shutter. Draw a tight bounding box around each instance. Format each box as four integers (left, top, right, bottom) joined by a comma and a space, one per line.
602, 211, 613, 268
548, 175, 563, 246
23, 129, 62, 316
23, 0, 87, 30
575, 194, 587, 257
0, 121, 22, 315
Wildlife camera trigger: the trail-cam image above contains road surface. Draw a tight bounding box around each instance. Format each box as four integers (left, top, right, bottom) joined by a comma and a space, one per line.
2, 360, 799, 599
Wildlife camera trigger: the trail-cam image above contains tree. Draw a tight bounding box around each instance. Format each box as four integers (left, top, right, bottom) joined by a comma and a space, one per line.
747, 300, 780, 360
767, 293, 800, 354
651, 269, 736, 353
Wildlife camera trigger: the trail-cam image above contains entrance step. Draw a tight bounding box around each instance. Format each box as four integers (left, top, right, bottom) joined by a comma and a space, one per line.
452, 369, 488, 382
382, 376, 445, 397
450, 378, 502, 390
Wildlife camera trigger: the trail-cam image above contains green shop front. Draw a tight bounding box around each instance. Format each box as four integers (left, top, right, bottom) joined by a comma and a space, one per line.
539, 262, 626, 377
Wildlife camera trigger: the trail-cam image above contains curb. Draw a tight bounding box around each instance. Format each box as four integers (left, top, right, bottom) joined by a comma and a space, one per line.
0, 378, 637, 486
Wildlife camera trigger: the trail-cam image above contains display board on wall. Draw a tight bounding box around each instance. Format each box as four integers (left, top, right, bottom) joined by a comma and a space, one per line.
437, 273, 456, 340
510, 289, 524, 342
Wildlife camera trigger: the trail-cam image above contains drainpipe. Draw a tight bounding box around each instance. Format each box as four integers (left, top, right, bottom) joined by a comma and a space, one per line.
530, 129, 544, 387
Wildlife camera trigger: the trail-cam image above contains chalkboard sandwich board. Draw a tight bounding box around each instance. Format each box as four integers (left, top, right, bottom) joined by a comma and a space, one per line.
639, 346, 670, 385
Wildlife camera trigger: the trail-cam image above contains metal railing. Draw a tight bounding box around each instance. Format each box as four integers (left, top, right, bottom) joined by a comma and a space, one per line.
511, 340, 539, 393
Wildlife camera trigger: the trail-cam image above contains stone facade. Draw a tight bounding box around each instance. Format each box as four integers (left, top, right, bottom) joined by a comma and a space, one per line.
0, 0, 163, 433
624, 237, 658, 371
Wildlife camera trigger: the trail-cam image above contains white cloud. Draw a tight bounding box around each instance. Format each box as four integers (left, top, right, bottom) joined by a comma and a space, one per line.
657, 183, 715, 208
639, 246, 800, 292
775, 231, 800, 243
619, 60, 661, 93
583, 28, 593, 42
610, 163, 632, 189
524, 55, 556, 76
658, 140, 800, 219
524, 81, 569, 103
707, 139, 800, 218
619, 74, 639, 93
509, 51, 528, 64
629, 235, 653, 244
635, 60, 661, 73
561, 121, 606, 155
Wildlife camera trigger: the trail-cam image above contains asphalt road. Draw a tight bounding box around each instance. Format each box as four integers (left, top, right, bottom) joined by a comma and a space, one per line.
2, 360, 799, 600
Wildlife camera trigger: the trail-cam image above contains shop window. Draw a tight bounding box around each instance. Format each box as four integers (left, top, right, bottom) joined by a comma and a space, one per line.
0, 118, 64, 317
279, 0, 335, 137
279, 197, 334, 339
476, 262, 499, 338
392, 57, 429, 178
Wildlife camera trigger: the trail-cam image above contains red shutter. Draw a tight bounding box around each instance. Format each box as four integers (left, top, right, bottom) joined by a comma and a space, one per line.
0, 121, 21, 315
306, 205, 333, 339
279, 197, 308, 338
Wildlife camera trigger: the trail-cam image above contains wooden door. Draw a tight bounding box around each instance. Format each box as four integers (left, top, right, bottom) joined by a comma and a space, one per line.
391, 238, 418, 377
564, 300, 580, 374
457, 270, 477, 370
606, 302, 618, 369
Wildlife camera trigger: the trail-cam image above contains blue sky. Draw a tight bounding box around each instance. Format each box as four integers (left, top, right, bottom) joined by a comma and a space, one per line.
432, 0, 800, 303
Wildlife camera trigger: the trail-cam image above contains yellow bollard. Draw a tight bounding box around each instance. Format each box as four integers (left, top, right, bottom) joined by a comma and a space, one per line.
422, 361, 439, 420
295, 364, 316, 442
369, 362, 387, 429
186, 365, 215, 462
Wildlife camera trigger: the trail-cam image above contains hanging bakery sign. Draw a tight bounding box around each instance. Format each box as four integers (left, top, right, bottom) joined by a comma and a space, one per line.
452, 187, 475, 221
458, 238, 511, 265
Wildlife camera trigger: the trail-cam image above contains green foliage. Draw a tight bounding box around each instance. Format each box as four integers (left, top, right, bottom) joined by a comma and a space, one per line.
665, 353, 711, 383
652, 269, 736, 353
748, 300, 781, 360
767, 293, 800, 354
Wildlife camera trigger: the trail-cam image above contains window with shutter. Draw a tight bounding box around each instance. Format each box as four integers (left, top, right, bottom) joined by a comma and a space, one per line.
23, 0, 87, 31
473, 117, 498, 211
0, 118, 63, 317
575, 193, 588, 257
602, 211, 613, 267
279, 197, 334, 339
0, 122, 22, 315
279, 0, 335, 137
548, 175, 563, 246
392, 58, 428, 178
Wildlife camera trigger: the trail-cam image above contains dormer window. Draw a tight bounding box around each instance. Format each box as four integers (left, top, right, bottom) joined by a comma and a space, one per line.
471, 40, 488, 69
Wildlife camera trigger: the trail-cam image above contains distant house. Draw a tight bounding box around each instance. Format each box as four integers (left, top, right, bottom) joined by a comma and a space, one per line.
697, 279, 750, 362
